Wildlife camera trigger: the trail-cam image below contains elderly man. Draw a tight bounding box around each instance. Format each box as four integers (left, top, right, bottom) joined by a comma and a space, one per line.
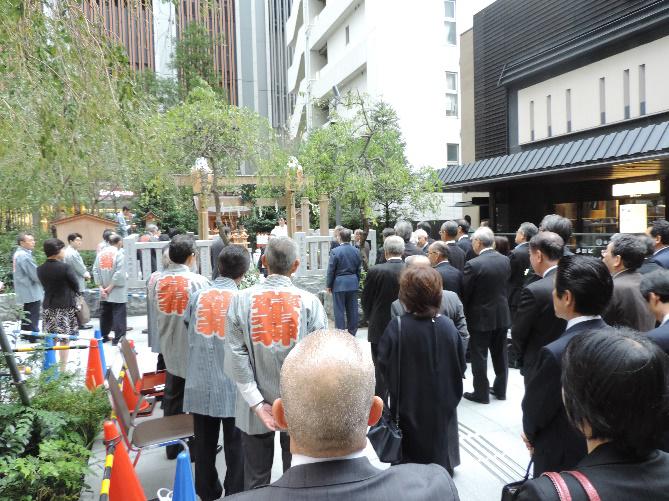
92, 234, 127, 345
362, 235, 406, 401
375, 227, 395, 265
394, 220, 422, 260
148, 235, 211, 459
391, 255, 468, 343
330, 225, 344, 252
511, 232, 566, 385
462, 227, 511, 404
184, 245, 249, 500
508, 222, 538, 318
115, 206, 135, 237
64, 233, 93, 330
601, 233, 656, 331
427, 241, 463, 297
439, 221, 465, 271
415, 229, 429, 254
13, 232, 44, 340
227, 330, 460, 500
539, 214, 573, 255
225, 236, 327, 490
326, 228, 361, 336
417, 221, 435, 246
639, 234, 664, 274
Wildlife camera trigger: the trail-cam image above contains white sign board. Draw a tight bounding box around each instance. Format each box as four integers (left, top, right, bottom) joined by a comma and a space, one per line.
619, 204, 647, 233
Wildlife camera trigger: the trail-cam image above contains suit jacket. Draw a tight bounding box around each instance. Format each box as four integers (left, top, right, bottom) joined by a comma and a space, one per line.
653, 247, 669, 268
361, 259, 405, 344
391, 291, 469, 341
522, 318, 611, 476
227, 457, 460, 501
403, 241, 423, 260
326, 243, 361, 292
648, 321, 669, 354
457, 236, 476, 261
517, 443, 669, 501
463, 250, 511, 332
639, 257, 663, 275
434, 261, 463, 298
445, 241, 465, 271
508, 242, 530, 316
603, 270, 655, 331
511, 268, 566, 377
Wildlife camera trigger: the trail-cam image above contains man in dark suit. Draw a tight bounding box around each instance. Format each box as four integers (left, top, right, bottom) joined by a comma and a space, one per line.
329, 225, 343, 252
394, 220, 422, 260
210, 226, 230, 279
228, 330, 459, 501
326, 228, 362, 336
455, 218, 476, 261
639, 234, 663, 274
427, 241, 463, 297
439, 220, 465, 271
361, 236, 406, 400
416, 229, 430, 254
647, 219, 669, 268
375, 228, 395, 265
522, 255, 613, 477
641, 269, 669, 354
539, 214, 573, 255
511, 232, 566, 385
602, 233, 656, 331
417, 221, 435, 246
462, 227, 511, 404
508, 222, 538, 318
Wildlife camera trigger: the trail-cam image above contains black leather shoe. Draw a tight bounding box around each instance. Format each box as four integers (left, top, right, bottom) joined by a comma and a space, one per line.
463, 392, 489, 404
79, 324, 94, 330
125, 326, 133, 332
489, 389, 507, 400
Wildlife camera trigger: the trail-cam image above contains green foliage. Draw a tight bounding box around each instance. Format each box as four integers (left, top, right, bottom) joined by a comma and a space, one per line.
0, 229, 49, 291
240, 207, 282, 247
135, 178, 198, 234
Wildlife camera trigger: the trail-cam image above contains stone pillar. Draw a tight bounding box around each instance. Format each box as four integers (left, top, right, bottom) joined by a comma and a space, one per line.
301, 197, 310, 233
319, 194, 329, 236
286, 190, 296, 237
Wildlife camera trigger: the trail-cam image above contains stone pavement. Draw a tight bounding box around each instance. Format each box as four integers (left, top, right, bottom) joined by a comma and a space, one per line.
3, 315, 531, 501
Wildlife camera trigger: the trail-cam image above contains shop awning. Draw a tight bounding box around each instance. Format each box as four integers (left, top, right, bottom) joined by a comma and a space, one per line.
439, 121, 669, 190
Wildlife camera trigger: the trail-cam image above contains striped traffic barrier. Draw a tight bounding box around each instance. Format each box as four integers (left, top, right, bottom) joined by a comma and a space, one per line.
99, 437, 116, 501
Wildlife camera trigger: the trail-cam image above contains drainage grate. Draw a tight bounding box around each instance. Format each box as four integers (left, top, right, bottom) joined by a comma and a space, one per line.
459, 422, 529, 484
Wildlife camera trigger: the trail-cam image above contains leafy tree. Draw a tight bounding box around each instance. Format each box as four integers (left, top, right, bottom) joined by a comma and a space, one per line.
135, 178, 198, 233
297, 93, 438, 233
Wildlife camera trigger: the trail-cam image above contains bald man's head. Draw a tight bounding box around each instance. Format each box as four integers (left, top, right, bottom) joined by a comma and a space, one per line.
279, 330, 376, 456
405, 254, 430, 267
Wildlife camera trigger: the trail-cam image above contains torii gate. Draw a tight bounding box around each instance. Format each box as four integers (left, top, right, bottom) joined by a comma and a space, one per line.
175, 171, 330, 239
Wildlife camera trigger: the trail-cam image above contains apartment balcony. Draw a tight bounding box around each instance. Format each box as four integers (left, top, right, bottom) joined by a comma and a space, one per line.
286, 0, 303, 48
310, 0, 358, 51
287, 24, 306, 94
289, 79, 309, 138
312, 39, 367, 99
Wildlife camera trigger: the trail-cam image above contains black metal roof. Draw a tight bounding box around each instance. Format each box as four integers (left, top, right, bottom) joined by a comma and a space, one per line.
438, 121, 669, 189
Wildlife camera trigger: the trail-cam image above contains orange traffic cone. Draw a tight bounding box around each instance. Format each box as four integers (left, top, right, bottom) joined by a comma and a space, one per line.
103, 420, 146, 501
85, 339, 105, 391
121, 370, 152, 416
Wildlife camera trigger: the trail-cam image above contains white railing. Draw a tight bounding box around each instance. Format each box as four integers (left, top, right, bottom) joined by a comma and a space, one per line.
294, 229, 376, 277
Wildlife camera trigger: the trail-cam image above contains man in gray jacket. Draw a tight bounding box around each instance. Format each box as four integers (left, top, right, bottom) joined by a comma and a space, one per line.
92, 234, 127, 344
225, 236, 327, 490
13, 232, 43, 340
64, 232, 93, 329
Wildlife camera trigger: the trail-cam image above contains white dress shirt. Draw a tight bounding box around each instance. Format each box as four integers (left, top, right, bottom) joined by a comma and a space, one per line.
662, 313, 669, 326
565, 315, 601, 331
291, 449, 366, 468
543, 265, 558, 277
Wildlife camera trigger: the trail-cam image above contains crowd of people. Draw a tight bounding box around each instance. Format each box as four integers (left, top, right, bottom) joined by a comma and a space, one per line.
9, 211, 669, 500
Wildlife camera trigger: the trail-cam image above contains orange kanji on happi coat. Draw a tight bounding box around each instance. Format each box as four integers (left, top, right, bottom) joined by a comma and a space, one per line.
157, 275, 191, 316
196, 289, 233, 339
250, 291, 302, 348
98, 249, 116, 270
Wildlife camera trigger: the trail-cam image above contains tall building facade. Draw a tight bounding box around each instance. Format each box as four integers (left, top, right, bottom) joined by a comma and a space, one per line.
286, 0, 463, 169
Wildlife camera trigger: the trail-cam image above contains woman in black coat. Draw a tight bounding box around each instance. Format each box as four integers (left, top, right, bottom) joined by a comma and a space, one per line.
517, 328, 669, 500
37, 238, 80, 371
378, 265, 465, 475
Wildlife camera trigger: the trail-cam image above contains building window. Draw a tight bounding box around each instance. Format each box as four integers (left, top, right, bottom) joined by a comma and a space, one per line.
447, 143, 459, 163
446, 71, 458, 92
639, 64, 646, 116
566, 89, 572, 133
599, 77, 606, 125
546, 94, 552, 137
345, 25, 350, 45
444, 0, 455, 18
530, 100, 535, 142
444, 21, 457, 45
623, 69, 630, 119
446, 93, 458, 117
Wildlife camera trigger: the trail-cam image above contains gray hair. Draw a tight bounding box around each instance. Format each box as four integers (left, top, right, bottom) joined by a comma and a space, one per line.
339, 228, 352, 243
414, 229, 428, 241
440, 220, 458, 238
146, 224, 159, 234
609, 233, 647, 271
383, 235, 404, 257
639, 234, 656, 257
518, 222, 538, 242
394, 220, 413, 242
280, 330, 375, 454
472, 227, 494, 248
264, 236, 298, 275
640, 269, 669, 302
430, 240, 450, 260
161, 247, 172, 268
405, 254, 431, 267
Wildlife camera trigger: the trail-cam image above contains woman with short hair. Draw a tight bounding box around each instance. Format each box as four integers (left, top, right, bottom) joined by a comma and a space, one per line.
517, 328, 669, 500
37, 238, 80, 371
378, 265, 466, 475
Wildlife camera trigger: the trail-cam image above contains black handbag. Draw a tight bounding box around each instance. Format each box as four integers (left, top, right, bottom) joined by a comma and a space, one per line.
367, 316, 403, 463
500, 460, 533, 501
